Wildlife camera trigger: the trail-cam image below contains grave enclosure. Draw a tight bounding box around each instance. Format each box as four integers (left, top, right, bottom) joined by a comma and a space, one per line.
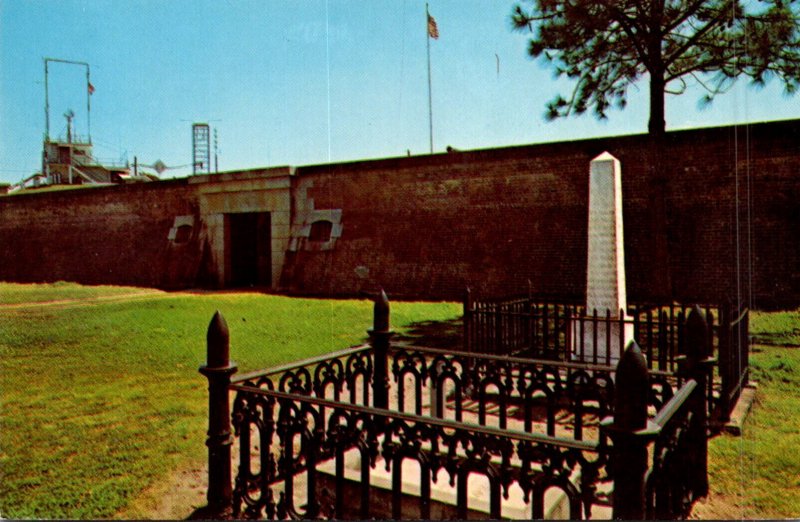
197, 294, 711, 520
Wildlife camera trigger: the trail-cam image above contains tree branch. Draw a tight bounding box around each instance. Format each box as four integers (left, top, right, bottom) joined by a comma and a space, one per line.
608, 5, 651, 66
662, 0, 711, 35
663, 0, 737, 67
665, 77, 688, 95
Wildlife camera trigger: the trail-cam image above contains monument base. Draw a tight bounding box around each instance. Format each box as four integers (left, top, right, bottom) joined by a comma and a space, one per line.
570, 317, 634, 366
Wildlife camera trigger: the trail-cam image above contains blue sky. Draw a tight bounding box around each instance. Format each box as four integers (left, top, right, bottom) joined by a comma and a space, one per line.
1, 0, 797, 185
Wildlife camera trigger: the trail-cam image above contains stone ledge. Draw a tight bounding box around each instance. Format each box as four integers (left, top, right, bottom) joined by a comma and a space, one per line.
315, 448, 579, 519
720, 382, 758, 436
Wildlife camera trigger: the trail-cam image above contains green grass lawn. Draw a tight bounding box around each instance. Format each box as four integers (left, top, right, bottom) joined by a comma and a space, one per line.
703, 308, 800, 518
0, 282, 460, 519
1, 283, 798, 519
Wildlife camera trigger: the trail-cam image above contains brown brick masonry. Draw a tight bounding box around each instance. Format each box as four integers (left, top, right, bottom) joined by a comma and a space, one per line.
1, 119, 797, 308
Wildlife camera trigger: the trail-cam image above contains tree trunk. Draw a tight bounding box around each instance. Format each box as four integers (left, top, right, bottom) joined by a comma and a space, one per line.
647, 70, 672, 301
648, 73, 666, 140
647, 0, 667, 139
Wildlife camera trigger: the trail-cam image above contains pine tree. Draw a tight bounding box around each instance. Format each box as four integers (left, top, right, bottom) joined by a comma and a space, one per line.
512, 0, 800, 139
513, 1, 799, 300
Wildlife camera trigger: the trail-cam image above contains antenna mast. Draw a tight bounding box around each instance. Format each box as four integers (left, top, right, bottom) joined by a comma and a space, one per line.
43, 57, 92, 143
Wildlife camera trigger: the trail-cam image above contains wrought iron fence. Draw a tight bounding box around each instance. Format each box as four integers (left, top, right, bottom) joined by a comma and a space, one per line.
196, 293, 711, 520
717, 303, 750, 422
462, 290, 748, 422
389, 345, 678, 440
228, 384, 610, 519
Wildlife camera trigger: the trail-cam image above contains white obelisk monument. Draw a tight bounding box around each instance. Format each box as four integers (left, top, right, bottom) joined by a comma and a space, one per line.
575, 152, 634, 364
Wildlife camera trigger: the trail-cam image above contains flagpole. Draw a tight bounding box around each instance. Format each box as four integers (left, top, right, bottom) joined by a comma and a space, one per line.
86, 64, 92, 144
426, 3, 433, 154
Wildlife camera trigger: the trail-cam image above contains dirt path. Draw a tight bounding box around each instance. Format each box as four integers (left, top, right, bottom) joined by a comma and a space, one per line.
0, 290, 180, 310
690, 491, 757, 520
116, 463, 207, 520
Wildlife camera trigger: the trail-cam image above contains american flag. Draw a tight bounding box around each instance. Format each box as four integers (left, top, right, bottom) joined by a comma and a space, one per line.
427, 13, 439, 39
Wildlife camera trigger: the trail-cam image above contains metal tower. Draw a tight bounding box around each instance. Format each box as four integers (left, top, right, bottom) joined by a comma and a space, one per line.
192, 123, 211, 175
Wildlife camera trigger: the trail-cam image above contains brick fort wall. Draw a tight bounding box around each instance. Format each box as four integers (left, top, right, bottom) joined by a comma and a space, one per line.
1, 119, 797, 307
0, 180, 204, 289
283, 119, 800, 307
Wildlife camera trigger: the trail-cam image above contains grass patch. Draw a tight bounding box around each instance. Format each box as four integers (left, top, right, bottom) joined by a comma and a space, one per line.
0, 283, 460, 519
750, 308, 800, 347
705, 308, 800, 518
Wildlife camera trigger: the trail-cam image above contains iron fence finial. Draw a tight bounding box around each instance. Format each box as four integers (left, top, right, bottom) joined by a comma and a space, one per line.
614, 340, 649, 431
199, 311, 237, 517
372, 288, 390, 333
207, 310, 230, 368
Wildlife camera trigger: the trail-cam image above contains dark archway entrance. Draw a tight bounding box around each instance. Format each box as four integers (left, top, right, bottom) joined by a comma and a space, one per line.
225, 212, 271, 288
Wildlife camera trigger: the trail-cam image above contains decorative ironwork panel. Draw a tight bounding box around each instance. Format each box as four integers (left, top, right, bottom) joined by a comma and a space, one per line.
229, 384, 611, 520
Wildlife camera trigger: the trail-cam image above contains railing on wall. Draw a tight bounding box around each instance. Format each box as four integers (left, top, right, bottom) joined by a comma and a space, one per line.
196, 293, 711, 520
462, 290, 748, 423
